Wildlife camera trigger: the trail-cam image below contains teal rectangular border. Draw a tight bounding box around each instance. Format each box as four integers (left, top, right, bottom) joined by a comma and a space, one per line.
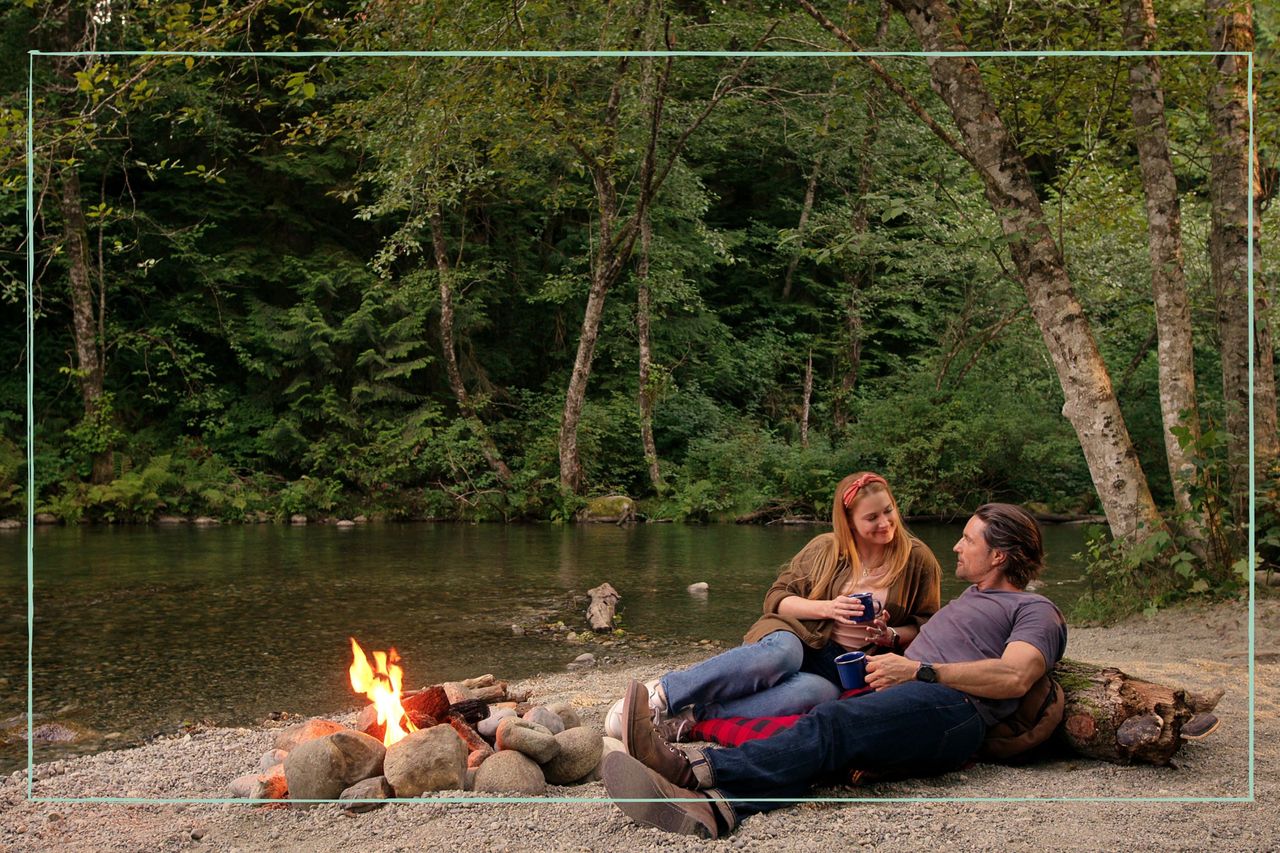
25, 47, 1257, 806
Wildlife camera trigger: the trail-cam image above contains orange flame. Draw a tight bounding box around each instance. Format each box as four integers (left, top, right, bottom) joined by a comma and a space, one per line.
348, 638, 417, 747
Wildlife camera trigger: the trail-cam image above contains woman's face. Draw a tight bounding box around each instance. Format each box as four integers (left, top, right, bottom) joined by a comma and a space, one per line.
847, 489, 896, 550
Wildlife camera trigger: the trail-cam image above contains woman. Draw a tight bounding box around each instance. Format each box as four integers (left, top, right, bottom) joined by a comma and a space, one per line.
605, 472, 941, 737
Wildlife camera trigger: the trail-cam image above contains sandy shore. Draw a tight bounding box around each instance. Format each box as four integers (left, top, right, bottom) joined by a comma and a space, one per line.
1, 597, 1275, 852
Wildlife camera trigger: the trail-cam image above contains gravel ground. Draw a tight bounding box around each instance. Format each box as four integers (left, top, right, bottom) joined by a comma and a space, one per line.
1, 597, 1275, 852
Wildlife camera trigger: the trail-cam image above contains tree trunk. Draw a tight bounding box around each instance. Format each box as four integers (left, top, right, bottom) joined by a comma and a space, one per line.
1123, 0, 1202, 528
558, 184, 622, 494
1206, 0, 1279, 520
782, 145, 823, 301
1054, 658, 1223, 766
58, 163, 113, 484
428, 211, 513, 486
800, 349, 813, 448
637, 215, 664, 493
889, 0, 1164, 545
834, 2, 889, 430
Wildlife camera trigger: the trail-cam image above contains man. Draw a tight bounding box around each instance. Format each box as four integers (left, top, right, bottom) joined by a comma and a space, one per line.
602, 503, 1068, 839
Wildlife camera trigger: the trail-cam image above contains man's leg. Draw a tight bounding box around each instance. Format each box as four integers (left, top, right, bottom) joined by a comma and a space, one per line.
697, 682, 985, 797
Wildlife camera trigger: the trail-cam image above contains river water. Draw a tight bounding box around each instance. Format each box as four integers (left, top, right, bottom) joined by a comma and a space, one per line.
0, 520, 1090, 771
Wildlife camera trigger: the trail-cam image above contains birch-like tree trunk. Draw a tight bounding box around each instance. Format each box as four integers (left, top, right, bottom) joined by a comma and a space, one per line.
636, 216, 664, 492
1205, 0, 1279, 517
800, 350, 813, 448
888, 0, 1163, 544
1122, 0, 1202, 525
428, 211, 513, 486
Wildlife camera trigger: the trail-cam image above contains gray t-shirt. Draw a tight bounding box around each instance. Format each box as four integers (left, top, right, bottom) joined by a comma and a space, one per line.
905, 585, 1068, 724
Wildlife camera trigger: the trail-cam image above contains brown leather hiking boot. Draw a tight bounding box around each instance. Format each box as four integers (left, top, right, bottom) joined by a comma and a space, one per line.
621, 679, 698, 788
656, 714, 697, 743
602, 751, 734, 839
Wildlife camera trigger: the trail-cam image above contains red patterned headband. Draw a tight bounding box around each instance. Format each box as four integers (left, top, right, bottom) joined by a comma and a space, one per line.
842, 473, 887, 508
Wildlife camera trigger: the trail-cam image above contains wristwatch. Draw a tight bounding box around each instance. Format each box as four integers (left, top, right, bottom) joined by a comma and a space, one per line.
915, 662, 938, 683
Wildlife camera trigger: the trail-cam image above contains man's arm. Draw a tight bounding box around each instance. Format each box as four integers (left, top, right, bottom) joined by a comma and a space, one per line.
864, 641, 1047, 699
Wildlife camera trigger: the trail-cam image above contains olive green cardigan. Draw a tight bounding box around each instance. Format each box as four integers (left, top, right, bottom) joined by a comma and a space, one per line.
742, 536, 942, 651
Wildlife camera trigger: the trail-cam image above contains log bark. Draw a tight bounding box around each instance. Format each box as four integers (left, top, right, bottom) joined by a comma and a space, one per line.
1054, 658, 1223, 766
1122, 0, 1202, 527
887, 0, 1164, 546
1205, 0, 1280, 518
587, 582, 621, 633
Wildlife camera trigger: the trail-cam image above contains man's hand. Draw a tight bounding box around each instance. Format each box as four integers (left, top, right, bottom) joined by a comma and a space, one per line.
864, 653, 918, 691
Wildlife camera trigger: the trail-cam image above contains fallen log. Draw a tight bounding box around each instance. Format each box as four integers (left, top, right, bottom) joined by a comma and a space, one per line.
587, 583, 620, 633
1053, 658, 1224, 766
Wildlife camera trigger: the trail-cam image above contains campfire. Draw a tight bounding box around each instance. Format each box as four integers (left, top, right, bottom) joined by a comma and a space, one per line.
348, 638, 416, 746
226, 637, 607, 808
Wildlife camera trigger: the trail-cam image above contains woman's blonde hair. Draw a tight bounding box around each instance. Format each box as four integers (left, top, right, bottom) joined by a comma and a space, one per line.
790, 472, 914, 600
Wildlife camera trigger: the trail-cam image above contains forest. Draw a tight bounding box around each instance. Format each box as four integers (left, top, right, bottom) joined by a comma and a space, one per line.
2, 0, 1276, 615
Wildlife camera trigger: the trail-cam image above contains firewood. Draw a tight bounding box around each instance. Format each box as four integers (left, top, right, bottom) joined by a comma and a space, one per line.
447, 713, 492, 759
461, 674, 496, 689
1054, 659, 1223, 766
403, 686, 450, 721
447, 699, 490, 726
587, 582, 620, 633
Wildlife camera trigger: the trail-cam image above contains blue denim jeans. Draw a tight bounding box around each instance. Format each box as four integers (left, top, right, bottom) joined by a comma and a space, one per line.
700, 681, 986, 818
660, 630, 843, 720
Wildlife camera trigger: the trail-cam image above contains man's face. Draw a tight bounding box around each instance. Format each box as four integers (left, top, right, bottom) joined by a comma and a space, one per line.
953, 515, 1003, 587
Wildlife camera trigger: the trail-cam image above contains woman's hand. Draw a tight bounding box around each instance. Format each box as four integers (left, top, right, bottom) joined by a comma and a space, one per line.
866, 608, 898, 647
826, 595, 862, 623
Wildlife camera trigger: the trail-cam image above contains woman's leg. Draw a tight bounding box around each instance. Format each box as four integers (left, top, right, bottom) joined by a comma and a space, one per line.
699, 671, 842, 719
661, 631, 806, 717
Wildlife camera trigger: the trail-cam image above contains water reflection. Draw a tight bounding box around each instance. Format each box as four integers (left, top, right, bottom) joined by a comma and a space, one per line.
0, 520, 1089, 771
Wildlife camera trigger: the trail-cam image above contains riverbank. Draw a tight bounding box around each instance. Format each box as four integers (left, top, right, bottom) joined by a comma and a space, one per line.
0, 597, 1275, 852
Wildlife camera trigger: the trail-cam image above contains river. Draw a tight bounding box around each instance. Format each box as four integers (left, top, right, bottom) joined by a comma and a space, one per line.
0, 520, 1092, 772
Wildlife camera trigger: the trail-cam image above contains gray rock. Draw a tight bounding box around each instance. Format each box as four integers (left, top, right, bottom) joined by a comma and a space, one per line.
252, 764, 288, 800
227, 773, 259, 799
542, 728, 603, 784
34, 513, 57, 525
290, 514, 309, 525
274, 718, 346, 752
258, 749, 289, 772
336, 520, 356, 528
192, 516, 219, 526
546, 702, 582, 730
495, 717, 560, 764
522, 706, 565, 735
0, 519, 20, 530
687, 581, 709, 594
353, 515, 369, 524
155, 515, 186, 525
477, 707, 517, 740
339, 776, 394, 813
572, 653, 596, 665
510, 625, 525, 636
383, 724, 467, 796
472, 749, 547, 795
283, 730, 385, 804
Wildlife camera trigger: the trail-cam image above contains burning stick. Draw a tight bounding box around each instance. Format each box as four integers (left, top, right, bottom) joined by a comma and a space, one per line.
348, 638, 417, 747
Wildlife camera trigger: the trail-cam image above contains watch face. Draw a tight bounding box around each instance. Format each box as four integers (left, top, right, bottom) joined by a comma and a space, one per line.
917, 663, 937, 683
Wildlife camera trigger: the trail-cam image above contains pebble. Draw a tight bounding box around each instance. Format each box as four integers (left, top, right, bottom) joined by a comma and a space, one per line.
191, 828, 206, 840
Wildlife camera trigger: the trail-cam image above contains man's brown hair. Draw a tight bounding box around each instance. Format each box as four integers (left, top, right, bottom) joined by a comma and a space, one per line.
974, 503, 1045, 589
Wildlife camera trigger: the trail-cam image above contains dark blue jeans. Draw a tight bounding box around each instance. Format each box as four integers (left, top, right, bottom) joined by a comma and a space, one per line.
701, 682, 987, 818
